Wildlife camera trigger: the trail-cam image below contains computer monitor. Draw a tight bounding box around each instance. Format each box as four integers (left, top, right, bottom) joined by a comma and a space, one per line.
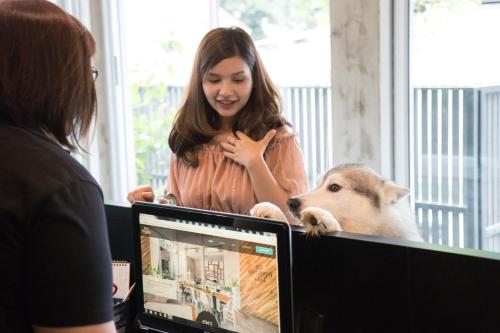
132, 202, 294, 333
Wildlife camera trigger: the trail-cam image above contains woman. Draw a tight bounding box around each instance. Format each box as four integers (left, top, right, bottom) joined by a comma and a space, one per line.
0, 1, 115, 332
128, 27, 307, 219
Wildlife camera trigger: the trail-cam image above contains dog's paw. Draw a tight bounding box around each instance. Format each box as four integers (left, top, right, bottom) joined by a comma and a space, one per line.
300, 207, 342, 237
250, 202, 287, 222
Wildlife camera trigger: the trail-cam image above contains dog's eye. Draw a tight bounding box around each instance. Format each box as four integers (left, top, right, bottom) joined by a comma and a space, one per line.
329, 183, 342, 192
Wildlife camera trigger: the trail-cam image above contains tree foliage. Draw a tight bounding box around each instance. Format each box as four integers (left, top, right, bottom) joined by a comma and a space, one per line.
413, 0, 481, 14
131, 32, 182, 188
220, 0, 329, 40
131, 80, 176, 187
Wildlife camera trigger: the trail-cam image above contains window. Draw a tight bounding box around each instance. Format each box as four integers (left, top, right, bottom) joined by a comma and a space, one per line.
59, 0, 500, 254
122, 0, 331, 192
409, 0, 500, 251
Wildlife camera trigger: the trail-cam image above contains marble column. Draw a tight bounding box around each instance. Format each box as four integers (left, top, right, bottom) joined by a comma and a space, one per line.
330, 0, 393, 176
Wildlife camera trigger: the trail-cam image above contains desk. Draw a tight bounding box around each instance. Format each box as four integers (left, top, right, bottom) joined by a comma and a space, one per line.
107, 203, 500, 333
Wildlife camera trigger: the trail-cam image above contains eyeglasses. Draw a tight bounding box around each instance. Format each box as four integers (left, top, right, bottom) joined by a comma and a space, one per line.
91, 65, 99, 81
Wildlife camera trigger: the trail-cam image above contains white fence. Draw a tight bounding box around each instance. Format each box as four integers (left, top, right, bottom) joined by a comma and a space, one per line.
413, 88, 477, 248
479, 87, 500, 251
133, 85, 500, 251
414, 86, 500, 251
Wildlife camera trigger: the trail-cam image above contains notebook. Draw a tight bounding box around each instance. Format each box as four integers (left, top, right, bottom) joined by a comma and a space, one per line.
112, 260, 131, 299
132, 202, 294, 333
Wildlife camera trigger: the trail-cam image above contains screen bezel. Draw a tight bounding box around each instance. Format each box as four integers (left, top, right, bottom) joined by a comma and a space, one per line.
132, 202, 294, 333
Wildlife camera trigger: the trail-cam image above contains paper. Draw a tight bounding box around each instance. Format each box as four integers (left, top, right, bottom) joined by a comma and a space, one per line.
112, 261, 131, 299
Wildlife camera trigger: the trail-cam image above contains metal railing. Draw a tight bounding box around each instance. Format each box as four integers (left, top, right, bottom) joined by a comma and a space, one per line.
281, 87, 333, 186
413, 88, 478, 248
479, 86, 500, 251
132, 84, 500, 251
413, 86, 500, 251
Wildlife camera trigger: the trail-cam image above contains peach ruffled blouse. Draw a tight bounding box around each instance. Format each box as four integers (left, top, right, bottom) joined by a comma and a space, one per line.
167, 128, 308, 215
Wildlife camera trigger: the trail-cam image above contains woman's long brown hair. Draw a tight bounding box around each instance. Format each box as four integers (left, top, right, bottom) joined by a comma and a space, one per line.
169, 27, 289, 167
0, 0, 96, 151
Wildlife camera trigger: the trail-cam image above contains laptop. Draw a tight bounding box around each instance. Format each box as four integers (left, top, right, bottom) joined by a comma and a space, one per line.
132, 202, 294, 333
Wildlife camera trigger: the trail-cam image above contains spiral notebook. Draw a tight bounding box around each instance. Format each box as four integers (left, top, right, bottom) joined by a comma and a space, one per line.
112, 260, 131, 299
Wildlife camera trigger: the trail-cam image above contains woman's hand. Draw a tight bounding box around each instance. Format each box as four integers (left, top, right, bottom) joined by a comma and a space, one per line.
127, 185, 155, 204
220, 129, 276, 169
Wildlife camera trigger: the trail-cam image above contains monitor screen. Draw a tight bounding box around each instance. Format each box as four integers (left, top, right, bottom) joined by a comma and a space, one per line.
133, 203, 292, 333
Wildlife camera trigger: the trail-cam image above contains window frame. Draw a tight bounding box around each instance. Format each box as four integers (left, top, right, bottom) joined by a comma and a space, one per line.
62, 0, 137, 201
393, 0, 412, 191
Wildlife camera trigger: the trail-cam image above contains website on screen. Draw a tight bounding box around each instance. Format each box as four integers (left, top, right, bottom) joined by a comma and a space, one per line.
139, 213, 281, 333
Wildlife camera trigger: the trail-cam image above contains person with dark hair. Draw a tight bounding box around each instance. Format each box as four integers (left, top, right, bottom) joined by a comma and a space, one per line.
128, 27, 307, 219
0, 1, 116, 332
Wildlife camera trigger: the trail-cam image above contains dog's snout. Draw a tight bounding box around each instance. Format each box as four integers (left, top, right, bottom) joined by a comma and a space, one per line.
287, 197, 301, 213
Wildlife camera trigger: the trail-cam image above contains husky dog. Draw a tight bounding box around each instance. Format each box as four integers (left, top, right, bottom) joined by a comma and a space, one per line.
250, 163, 422, 241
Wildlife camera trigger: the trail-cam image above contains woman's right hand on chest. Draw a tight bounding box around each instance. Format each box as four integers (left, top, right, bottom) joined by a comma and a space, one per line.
127, 185, 155, 204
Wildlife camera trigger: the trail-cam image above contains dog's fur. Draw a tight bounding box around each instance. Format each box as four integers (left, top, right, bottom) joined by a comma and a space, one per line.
250, 163, 422, 241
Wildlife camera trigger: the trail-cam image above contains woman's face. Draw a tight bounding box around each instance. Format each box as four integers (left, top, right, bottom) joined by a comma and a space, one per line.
202, 56, 253, 129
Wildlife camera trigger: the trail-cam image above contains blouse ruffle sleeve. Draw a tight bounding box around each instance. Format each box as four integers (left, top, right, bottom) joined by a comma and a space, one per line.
166, 154, 182, 206
265, 132, 308, 196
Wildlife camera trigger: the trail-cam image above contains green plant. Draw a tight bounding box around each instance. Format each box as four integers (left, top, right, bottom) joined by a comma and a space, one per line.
230, 279, 239, 288
131, 80, 177, 187
130, 31, 182, 188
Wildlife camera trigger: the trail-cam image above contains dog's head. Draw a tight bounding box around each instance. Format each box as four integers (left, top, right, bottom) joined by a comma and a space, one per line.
287, 163, 409, 225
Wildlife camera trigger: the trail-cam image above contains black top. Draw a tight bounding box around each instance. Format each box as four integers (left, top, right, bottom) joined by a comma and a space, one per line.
0, 124, 113, 332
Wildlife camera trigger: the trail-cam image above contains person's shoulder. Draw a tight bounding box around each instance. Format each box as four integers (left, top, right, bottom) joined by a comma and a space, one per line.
271, 126, 299, 146
0, 125, 98, 189
0, 125, 102, 225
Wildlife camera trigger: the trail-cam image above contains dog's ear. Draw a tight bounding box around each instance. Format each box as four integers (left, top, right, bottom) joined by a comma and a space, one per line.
382, 181, 409, 204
